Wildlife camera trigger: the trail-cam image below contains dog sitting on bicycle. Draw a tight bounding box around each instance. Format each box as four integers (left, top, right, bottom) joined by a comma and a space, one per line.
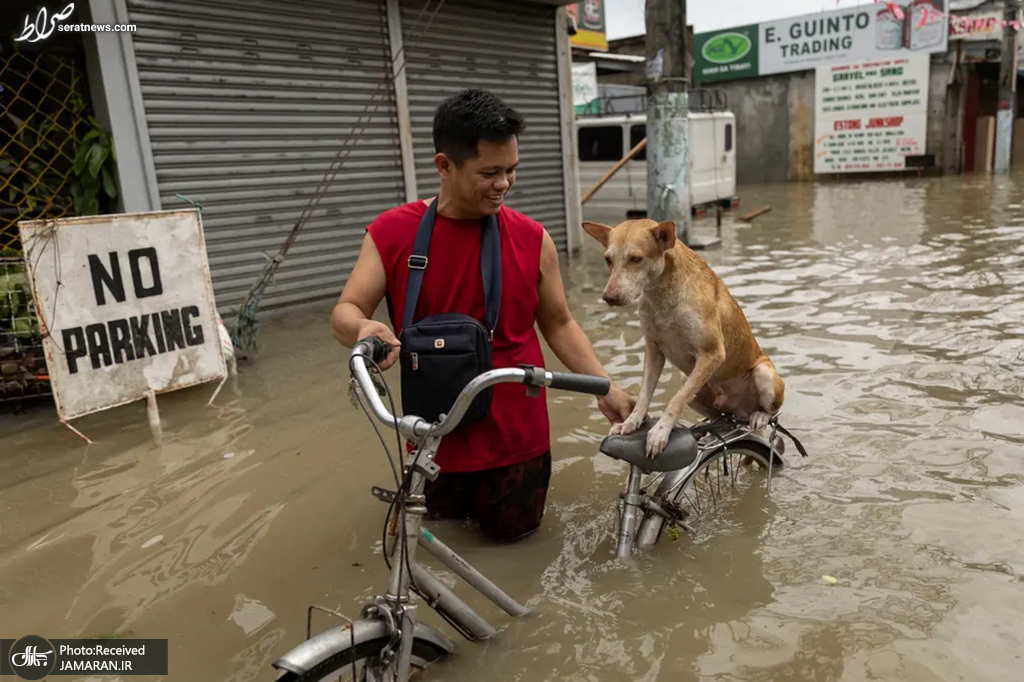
583, 218, 785, 458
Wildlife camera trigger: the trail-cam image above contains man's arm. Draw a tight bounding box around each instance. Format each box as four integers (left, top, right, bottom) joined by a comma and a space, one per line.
330, 233, 401, 369
536, 230, 633, 422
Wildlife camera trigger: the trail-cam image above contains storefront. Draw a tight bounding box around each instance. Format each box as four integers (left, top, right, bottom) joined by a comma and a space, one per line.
949, 2, 1024, 172
6, 0, 581, 312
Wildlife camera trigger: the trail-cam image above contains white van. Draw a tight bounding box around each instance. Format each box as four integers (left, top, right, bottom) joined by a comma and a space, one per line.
577, 112, 738, 221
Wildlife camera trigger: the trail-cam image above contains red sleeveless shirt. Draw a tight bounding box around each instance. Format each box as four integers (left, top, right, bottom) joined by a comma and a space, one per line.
367, 201, 550, 473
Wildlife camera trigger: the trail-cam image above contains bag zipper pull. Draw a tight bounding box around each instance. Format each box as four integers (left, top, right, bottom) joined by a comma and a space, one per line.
412, 352, 419, 370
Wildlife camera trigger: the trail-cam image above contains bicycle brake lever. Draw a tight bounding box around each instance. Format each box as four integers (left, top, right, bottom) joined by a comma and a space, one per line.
369, 370, 388, 398
347, 373, 387, 412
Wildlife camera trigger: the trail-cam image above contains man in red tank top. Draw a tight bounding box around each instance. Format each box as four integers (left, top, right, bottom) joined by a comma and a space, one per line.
331, 89, 632, 542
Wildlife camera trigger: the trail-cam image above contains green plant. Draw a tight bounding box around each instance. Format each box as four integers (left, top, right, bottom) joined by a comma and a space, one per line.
0, 258, 33, 338
69, 112, 118, 216
2, 110, 73, 214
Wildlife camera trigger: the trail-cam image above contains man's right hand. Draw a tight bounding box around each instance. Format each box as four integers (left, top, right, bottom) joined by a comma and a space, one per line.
357, 320, 401, 370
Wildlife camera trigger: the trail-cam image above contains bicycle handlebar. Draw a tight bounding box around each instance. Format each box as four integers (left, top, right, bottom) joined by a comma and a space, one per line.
548, 371, 612, 396
350, 335, 611, 440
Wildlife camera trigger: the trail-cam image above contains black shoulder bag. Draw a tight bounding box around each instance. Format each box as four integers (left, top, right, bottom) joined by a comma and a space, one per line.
398, 200, 501, 425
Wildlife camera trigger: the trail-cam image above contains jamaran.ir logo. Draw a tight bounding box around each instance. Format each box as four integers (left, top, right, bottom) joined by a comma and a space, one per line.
14, 3, 76, 43
8, 635, 57, 680
701, 31, 753, 65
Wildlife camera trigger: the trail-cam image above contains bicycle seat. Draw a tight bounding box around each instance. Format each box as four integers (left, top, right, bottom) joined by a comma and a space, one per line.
599, 418, 700, 473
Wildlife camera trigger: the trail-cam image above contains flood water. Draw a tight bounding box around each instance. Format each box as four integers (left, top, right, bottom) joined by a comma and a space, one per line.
3, 173, 1024, 681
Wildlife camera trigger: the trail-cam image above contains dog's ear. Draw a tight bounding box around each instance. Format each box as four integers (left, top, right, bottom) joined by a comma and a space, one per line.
651, 222, 676, 251
582, 222, 613, 248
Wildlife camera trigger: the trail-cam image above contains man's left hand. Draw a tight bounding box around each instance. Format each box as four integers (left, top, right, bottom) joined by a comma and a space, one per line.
598, 384, 635, 424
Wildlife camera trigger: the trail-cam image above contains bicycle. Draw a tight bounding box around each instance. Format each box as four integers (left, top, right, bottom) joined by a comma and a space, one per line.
272, 336, 807, 680
272, 335, 612, 681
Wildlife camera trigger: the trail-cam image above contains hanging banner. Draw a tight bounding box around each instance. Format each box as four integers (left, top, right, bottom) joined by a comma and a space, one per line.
814, 53, 931, 173
572, 62, 599, 115
567, 0, 607, 52
18, 210, 227, 421
949, 12, 1005, 41
694, 1, 949, 83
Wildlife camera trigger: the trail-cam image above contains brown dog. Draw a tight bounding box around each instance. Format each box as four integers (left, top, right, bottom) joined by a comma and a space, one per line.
583, 219, 785, 457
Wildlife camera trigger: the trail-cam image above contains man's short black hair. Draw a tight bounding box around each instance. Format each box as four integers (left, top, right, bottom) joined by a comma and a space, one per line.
433, 89, 525, 164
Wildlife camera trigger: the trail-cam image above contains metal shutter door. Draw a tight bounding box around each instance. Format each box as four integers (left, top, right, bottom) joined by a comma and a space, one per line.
126, 0, 405, 311
400, 0, 567, 249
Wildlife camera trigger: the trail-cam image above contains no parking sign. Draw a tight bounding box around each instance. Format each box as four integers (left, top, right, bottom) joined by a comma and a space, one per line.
19, 209, 226, 421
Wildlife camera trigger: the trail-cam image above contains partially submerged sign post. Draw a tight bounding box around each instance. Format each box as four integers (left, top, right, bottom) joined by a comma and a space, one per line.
19, 209, 227, 440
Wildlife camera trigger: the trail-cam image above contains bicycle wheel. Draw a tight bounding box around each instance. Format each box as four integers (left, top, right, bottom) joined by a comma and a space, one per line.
644, 439, 782, 545
275, 635, 448, 682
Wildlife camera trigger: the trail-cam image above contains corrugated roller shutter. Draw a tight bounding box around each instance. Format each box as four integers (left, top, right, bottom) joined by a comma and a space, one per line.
400, 0, 568, 249
125, 0, 405, 311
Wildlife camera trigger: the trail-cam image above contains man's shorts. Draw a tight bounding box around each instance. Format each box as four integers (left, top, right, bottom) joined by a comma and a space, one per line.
424, 451, 552, 542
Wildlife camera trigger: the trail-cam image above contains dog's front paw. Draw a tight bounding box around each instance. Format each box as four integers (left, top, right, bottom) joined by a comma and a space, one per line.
749, 411, 771, 431
645, 420, 672, 458
610, 414, 642, 436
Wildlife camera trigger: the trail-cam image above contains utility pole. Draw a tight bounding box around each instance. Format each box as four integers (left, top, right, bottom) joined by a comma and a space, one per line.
645, 0, 690, 244
995, 0, 1021, 173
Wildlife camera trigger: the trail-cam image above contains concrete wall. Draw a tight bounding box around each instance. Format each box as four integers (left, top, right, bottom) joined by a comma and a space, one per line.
787, 72, 815, 181
927, 55, 959, 173
84, 0, 161, 213
716, 75, 791, 184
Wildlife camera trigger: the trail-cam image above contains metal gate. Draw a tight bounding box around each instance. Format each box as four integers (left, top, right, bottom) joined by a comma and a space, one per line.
125, 0, 406, 311
400, 0, 568, 249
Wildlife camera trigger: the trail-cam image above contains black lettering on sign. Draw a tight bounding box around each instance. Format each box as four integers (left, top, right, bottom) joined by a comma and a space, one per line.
57, 305, 209, 374
181, 306, 205, 346
129, 248, 163, 298
130, 315, 157, 358
88, 249, 164, 305
88, 252, 126, 306
85, 323, 113, 369
62, 328, 87, 374
160, 309, 185, 351
109, 318, 136, 363
152, 312, 167, 353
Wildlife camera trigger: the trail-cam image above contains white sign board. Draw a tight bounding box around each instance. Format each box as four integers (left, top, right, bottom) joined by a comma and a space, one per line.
572, 62, 599, 114
814, 54, 930, 174
759, 1, 948, 77
19, 210, 227, 420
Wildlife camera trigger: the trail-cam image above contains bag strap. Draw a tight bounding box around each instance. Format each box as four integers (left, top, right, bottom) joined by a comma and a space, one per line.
480, 212, 501, 335
402, 201, 501, 335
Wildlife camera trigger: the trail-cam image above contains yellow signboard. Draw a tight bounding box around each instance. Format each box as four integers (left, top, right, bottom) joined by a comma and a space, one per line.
567, 0, 608, 52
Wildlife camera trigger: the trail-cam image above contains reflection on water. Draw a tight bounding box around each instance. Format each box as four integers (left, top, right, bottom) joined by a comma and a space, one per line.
2, 173, 1024, 681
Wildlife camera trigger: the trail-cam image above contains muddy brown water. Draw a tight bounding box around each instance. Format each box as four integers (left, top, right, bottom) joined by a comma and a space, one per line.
3, 174, 1024, 681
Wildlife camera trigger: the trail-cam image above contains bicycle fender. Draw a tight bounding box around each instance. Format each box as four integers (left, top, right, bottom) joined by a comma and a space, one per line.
735, 431, 786, 458
272, 619, 453, 676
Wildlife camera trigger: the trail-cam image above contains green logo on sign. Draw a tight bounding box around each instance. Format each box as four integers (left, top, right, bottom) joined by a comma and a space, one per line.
701, 32, 751, 64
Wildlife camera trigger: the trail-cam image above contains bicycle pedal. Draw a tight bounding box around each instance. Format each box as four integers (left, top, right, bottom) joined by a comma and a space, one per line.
371, 486, 397, 503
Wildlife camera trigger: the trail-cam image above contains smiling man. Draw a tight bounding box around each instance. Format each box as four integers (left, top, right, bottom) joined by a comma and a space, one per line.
331, 88, 632, 542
